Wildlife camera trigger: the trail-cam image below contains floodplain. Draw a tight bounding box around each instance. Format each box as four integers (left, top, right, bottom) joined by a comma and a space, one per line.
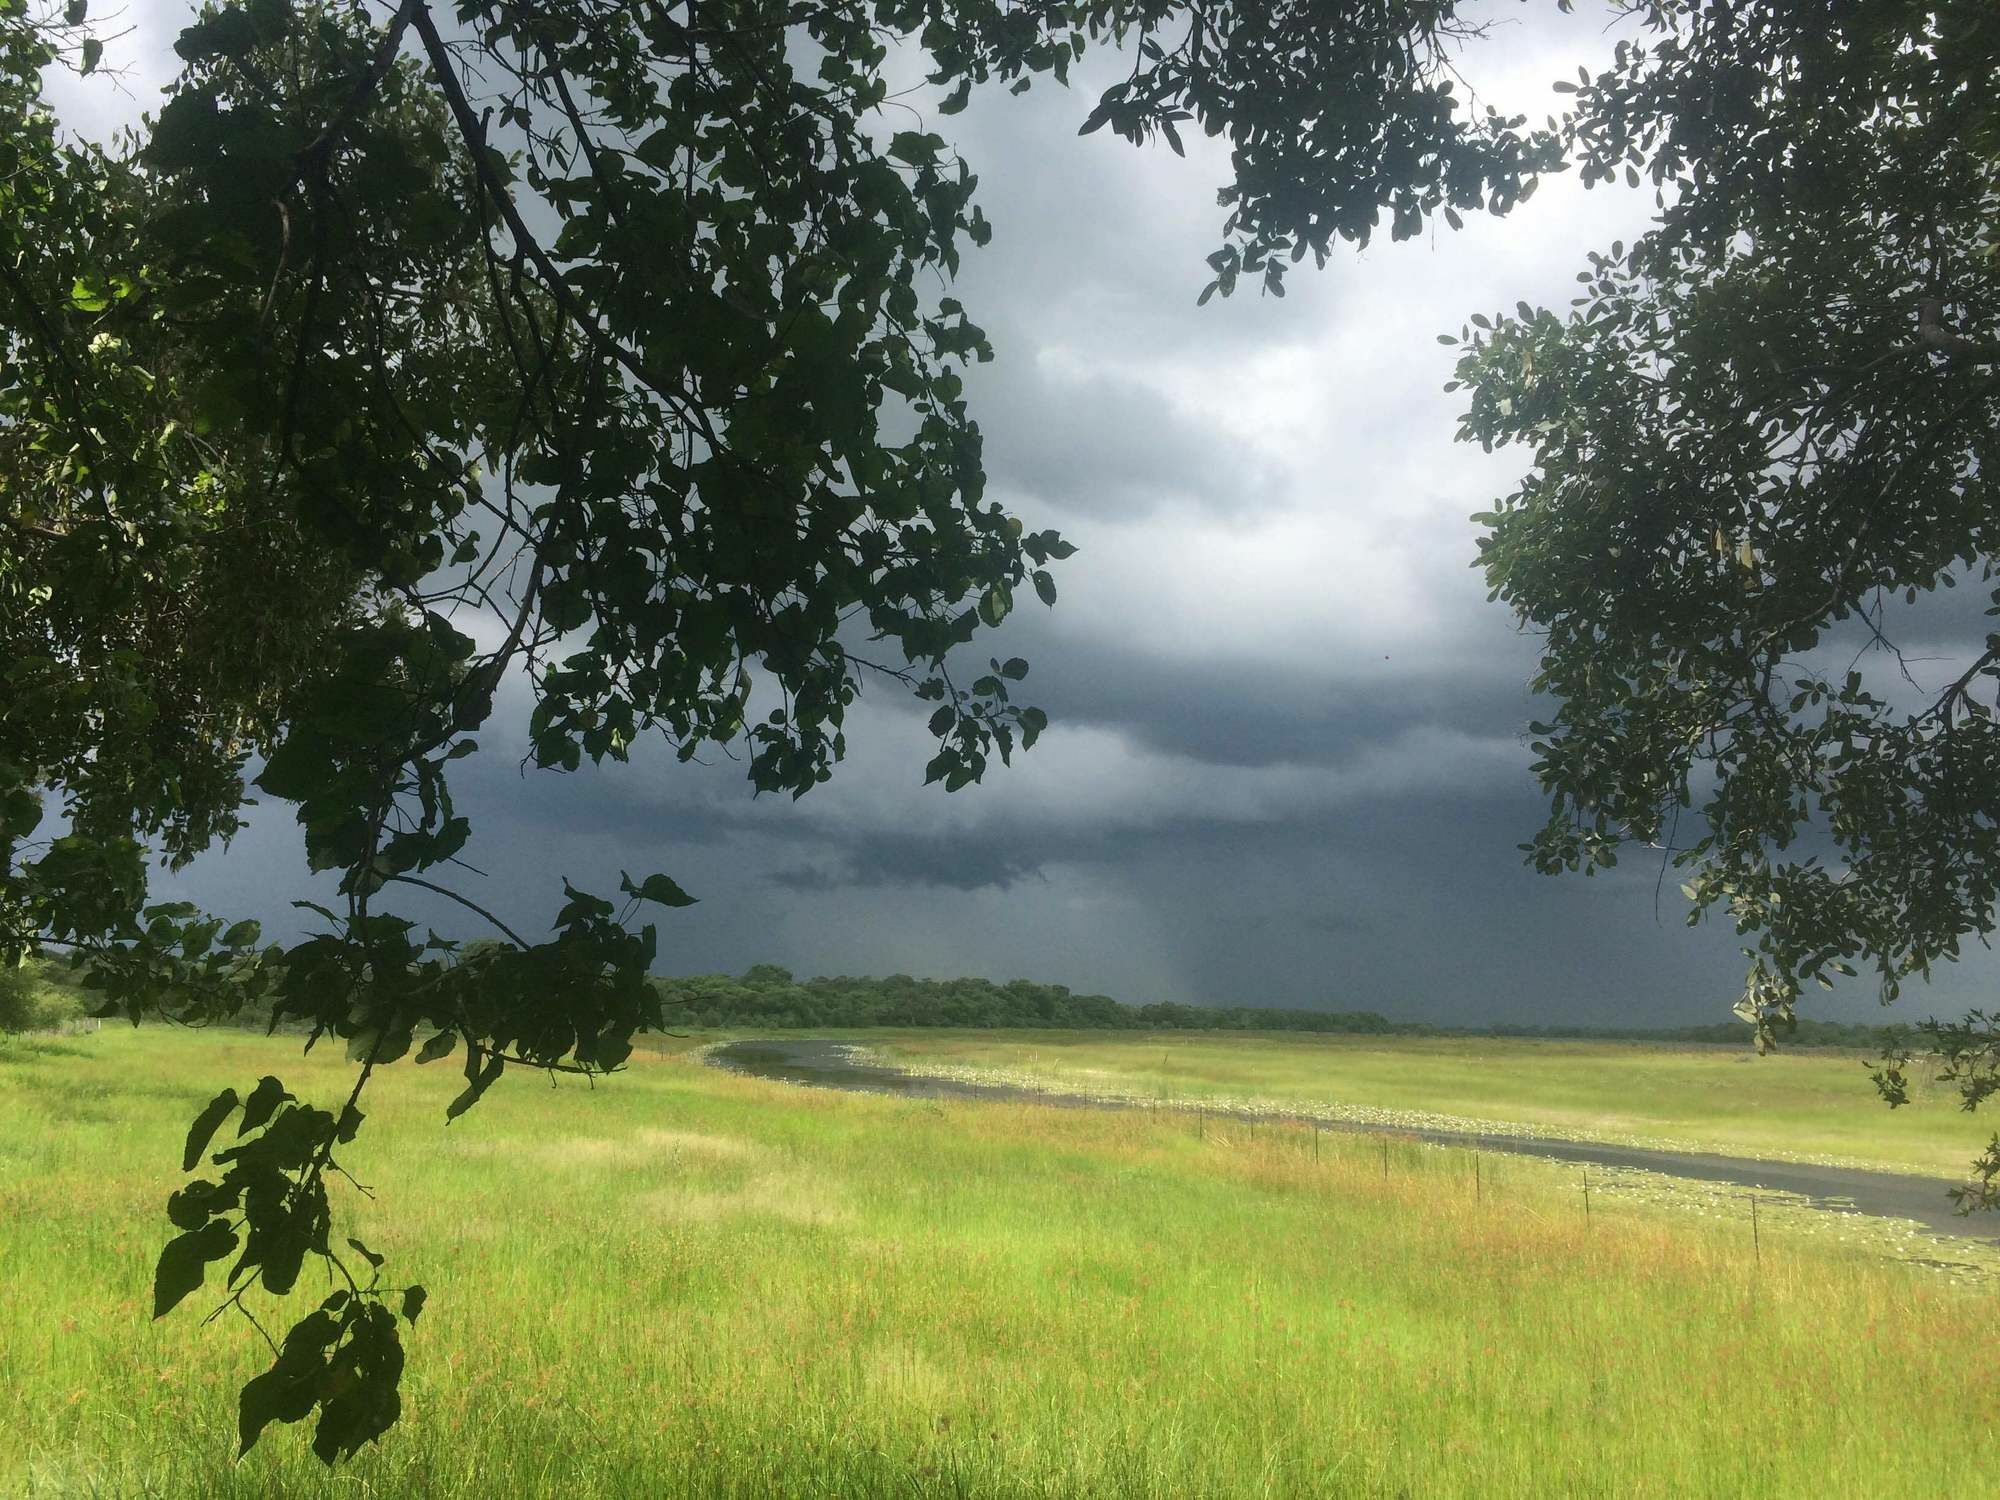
3, 1026, 1995, 1498
866, 1029, 1986, 1176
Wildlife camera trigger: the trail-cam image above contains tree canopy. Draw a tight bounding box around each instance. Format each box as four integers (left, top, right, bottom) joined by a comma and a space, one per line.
1451, 1, 2000, 1205
5, 0, 1998, 1460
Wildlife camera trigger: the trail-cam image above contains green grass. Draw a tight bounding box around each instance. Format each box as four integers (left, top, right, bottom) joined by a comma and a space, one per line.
862, 1029, 1991, 1178
2, 1027, 1994, 1498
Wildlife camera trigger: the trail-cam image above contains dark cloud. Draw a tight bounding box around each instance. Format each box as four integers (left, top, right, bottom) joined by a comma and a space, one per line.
770, 831, 1049, 893
960, 601, 1542, 770
973, 360, 1268, 517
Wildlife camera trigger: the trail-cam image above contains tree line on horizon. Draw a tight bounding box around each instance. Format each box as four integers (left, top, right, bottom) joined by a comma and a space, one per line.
658, 964, 1402, 1034
653, 965, 1912, 1051
4, 955, 1905, 1052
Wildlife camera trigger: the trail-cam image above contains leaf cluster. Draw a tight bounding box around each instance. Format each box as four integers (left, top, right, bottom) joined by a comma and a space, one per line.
1451, 2, 2000, 1112
158, 1075, 425, 1461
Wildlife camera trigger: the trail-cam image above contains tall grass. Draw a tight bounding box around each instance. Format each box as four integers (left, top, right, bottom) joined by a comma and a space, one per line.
1, 1029, 1992, 1497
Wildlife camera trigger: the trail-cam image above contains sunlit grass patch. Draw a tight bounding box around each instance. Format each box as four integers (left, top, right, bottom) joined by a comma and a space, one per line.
1, 1028, 1993, 1498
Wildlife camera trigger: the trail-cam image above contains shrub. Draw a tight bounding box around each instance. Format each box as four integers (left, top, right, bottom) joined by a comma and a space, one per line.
0, 964, 42, 1032
0, 962, 84, 1033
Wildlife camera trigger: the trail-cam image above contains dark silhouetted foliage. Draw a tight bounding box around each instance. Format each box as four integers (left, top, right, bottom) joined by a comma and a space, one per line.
660, 968, 1403, 1034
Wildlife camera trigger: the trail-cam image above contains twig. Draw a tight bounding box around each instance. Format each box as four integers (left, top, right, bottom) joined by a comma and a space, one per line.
382, 873, 530, 948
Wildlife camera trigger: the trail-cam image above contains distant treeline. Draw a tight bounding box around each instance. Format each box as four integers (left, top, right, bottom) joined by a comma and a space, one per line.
1482, 1018, 1906, 1050
6, 954, 1905, 1052
655, 966, 1404, 1034
655, 967, 1905, 1049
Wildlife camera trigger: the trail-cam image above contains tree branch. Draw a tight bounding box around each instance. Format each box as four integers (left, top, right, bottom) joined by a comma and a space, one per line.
382, 872, 530, 948
407, 4, 723, 455
293, 0, 424, 178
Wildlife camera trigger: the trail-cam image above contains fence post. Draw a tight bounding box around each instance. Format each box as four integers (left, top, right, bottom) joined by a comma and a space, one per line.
1381, 1138, 1388, 1181
1582, 1166, 1591, 1222
1474, 1151, 1481, 1204
1751, 1193, 1760, 1271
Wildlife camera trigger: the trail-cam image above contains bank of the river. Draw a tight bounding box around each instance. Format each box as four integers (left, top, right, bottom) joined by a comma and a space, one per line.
737, 1027, 1989, 1176
705, 1037, 2000, 1263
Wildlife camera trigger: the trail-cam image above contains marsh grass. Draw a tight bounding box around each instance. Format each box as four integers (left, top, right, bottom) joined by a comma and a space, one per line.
1, 1029, 1993, 1498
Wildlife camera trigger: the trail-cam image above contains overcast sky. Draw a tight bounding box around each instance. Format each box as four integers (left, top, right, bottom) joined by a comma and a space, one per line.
70, 2, 2000, 1026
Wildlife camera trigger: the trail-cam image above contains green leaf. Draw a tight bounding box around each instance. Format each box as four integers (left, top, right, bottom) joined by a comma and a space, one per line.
371, 1029, 413, 1067
414, 1029, 456, 1065
620, 871, 697, 907
238, 1075, 291, 1135
143, 86, 226, 173
446, 1047, 505, 1122
238, 1310, 339, 1455
633, 126, 682, 172
166, 1178, 224, 1231
80, 36, 102, 75
310, 1313, 404, 1463
255, 738, 331, 801
401, 1286, 427, 1324
173, 8, 258, 62
153, 1219, 237, 1319
182, 1088, 239, 1171
887, 130, 939, 165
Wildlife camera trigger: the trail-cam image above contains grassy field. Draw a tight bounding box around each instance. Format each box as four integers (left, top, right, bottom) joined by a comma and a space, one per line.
865, 1030, 1992, 1178
3, 1027, 1996, 1498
